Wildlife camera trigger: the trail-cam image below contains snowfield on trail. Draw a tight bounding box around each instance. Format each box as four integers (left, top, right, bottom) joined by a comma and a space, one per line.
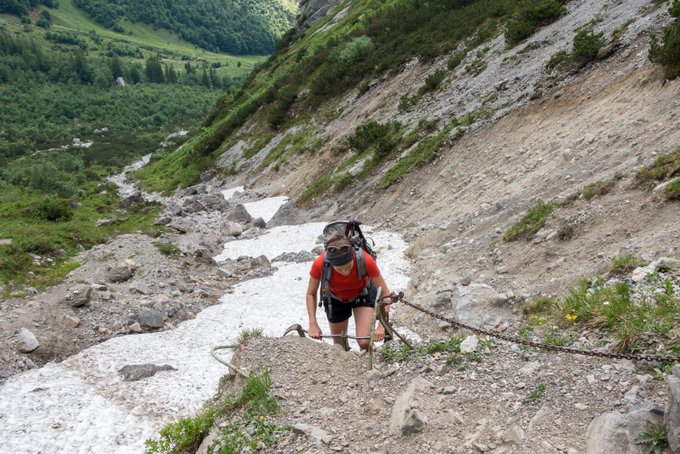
0, 195, 411, 454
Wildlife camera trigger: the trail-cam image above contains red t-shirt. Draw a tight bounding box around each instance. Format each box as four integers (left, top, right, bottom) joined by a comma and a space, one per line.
310, 250, 380, 300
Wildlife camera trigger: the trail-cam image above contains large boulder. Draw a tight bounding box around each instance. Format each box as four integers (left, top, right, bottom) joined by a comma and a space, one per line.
137, 309, 164, 329
63, 284, 92, 307
108, 266, 134, 283
221, 221, 243, 237
199, 194, 229, 212
226, 204, 253, 224
666, 365, 680, 453
585, 405, 664, 453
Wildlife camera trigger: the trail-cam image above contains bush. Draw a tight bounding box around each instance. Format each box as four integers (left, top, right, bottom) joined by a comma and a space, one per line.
347, 121, 401, 156
505, 0, 565, 45
420, 69, 447, 94
649, 2, 680, 79
36, 196, 73, 222
572, 30, 604, 65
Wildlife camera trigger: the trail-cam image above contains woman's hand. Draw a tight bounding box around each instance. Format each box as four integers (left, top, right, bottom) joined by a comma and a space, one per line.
308, 323, 322, 339
374, 322, 385, 342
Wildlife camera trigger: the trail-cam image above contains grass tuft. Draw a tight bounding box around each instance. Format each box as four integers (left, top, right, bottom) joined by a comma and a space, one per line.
503, 199, 558, 242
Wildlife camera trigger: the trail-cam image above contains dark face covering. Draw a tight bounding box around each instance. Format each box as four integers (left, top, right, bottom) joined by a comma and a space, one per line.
326, 245, 354, 266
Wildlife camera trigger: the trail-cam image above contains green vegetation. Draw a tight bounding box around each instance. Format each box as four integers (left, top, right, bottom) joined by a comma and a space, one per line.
502, 199, 559, 241
571, 29, 605, 65
635, 422, 669, 454
237, 328, 264, 345
72, 0, 296, 55
140, 0, 575, 193
505, 0, 565, 46
649, 0, 680, 79
145, 371, 288, 454
0, 177, 162, 293
546, 28, 605, 72
380, 336, 486, 371
0, 0, 264, 291
153, 241, 181, 258
609, 254, 647, 275
522, 383, 548, 404
0, 0, 56, 16
636, 147, 680, 185
554, 276, 680, 352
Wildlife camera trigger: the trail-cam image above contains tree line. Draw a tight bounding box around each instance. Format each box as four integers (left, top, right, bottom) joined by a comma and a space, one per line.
72, 0, 295, 55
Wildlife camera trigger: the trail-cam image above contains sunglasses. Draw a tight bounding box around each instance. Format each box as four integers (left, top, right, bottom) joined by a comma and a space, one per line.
326, 245, 351, 254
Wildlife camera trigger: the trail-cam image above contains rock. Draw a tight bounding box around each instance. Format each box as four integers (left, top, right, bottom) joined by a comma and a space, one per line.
250, 255, 271, 269
389, 377, 432, 435
168, 218, 195, 233
129, 322, 142, 333
505, 425, 524, 444
199, 193, 229, 212
63, 315, 80, 328
652, 257, 679, 271
401, 409, 428, 435
25, 287, 38, 297
16, 328, 39, 353
366, 369, 382, 387
432, 290, 453, 309
460, 335, 479, 353
252, 217, 266, 228
130, 283, 151, 295
666, 366, 680, 453
585, 406, 664, 453
182, 197, 208, 214
631, 266, 651, 283
137, 309, 164, 329
108, 266, 134, 283
118, 364, 177, 381
292, 423, 334, 445
271, 251, 316, 263
221, 221, 244, 237
120, 192, 144, 208
227, 204, 253, 224
63, 284, 92, 307
194, 249, 217, 266
115, 76, 126, 87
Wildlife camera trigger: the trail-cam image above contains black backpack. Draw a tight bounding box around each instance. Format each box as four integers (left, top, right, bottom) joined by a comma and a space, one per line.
319, 219, 377, 308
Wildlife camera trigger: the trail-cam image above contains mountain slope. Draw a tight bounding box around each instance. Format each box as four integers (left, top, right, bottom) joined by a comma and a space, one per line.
72, 0, 298, 54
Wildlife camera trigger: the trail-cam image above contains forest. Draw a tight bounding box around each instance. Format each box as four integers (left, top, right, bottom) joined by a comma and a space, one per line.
72, 0, 296, 55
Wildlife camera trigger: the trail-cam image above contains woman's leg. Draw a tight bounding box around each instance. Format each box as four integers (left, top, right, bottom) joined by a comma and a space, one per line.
328, 319, 349, 348
353, 306, 375, 351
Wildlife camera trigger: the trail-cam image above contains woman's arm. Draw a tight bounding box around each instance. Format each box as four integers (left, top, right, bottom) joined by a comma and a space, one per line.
372, 274, 391, 313
306, 277, 322, 339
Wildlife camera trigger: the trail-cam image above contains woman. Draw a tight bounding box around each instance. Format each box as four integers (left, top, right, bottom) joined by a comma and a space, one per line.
306, 233, 390, 350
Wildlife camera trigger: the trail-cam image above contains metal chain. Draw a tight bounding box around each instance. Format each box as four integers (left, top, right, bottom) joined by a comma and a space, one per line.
385, 293, 680, 363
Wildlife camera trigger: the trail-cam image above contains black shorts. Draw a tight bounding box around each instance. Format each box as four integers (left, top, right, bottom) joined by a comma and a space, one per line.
323, 288, 377, 323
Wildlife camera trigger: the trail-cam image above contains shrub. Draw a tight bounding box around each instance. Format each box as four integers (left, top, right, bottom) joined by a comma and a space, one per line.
36, 196, 73, 222
505, 0, 565, 46
649, 0, 680, 79
419, 69, 447, 94
572, 30, 604, 65
666, 178, 680, 200
635, 147, 680, 187
153, 241, 181, 258
347, 121, 401, 157
447, 51, 466, 70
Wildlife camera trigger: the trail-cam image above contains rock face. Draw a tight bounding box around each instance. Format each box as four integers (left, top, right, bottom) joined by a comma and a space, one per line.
16, 328, 39, 353
585, 406, 665, 453
666, 366, 680, 453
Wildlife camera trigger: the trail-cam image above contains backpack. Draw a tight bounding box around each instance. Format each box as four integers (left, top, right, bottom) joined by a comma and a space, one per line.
319, 219, 377, 308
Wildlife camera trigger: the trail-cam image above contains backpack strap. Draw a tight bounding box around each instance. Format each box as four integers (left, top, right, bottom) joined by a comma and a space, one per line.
319, 256, 333, 307
354, 246, 367, 280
